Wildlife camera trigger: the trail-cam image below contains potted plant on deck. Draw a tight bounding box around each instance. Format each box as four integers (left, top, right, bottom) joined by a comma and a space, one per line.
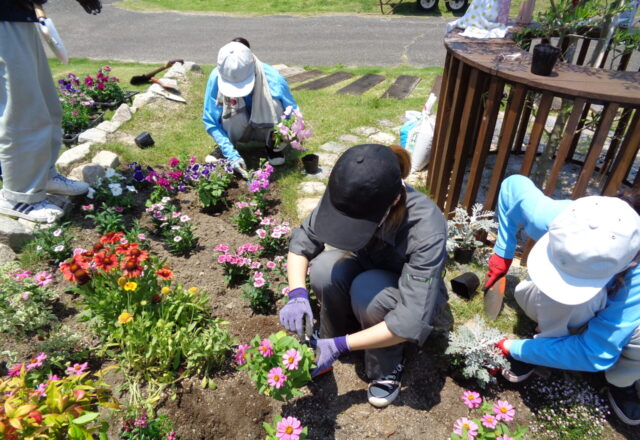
446, 204, 498, 264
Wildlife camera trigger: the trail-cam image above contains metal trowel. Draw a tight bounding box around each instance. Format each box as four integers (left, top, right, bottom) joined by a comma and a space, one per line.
483, 276, 507, 319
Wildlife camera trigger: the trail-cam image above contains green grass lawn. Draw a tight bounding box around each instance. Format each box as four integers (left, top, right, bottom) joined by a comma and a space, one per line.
118, 0, 551, 21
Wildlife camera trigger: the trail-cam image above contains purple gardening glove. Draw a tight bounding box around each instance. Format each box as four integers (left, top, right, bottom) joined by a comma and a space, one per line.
310, 336, 350, 377
279, 287, 313, 337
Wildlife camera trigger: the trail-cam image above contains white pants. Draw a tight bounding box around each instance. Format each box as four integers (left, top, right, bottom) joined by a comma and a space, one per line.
221, 96, 283, 146
0, 21, 61, 204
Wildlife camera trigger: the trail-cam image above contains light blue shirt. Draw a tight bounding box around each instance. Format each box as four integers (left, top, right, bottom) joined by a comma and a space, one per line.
202, 62, 298, 163
497, 175, 640, 372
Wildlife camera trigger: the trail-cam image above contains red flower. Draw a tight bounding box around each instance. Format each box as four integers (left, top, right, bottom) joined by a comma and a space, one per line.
93, 252, 118, 272
100, 232, 125, 244
127, 247, 148, 262
116, 242, 133, 254
60, 255, 91, 282
121, 258, 144, 278
156, 267, 174, 280
152, 293, 162, 304
92, 242, 104, 252
28, 410, 43, 424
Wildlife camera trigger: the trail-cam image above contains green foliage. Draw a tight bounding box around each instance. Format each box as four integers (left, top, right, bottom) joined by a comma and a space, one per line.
231, 199, 263, 235
446, 204, 497, 253
237, 331, 315, 401
0, 263, 58, 335
26, 222, 74, 263
81, 66, 126, 104
264, 414, 308, 440
145, 201, 199, 256
85, 204, 127, 234
119, 408, 178, 439
255, 217, 292, 255
241, 272, 273, 314
195, 166, 233, 210
33, 326, 90, 371
450, 396, 527, 439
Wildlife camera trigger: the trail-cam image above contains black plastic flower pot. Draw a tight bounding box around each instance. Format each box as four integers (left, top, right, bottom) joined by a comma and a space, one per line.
135, 131, 155, 149
453, 247, 475, 264
450, 272, 480, 298
531, 43, 561, 76
301, 154, 319, 174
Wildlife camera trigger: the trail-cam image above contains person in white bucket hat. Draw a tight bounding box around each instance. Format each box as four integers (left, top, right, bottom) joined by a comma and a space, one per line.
202, 39, 298, 178
485, 175, 640, 426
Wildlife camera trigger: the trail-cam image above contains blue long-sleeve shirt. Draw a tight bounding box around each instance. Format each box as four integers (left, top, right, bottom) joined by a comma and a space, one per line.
202, 63, 297, 163
497, 175, 640, 372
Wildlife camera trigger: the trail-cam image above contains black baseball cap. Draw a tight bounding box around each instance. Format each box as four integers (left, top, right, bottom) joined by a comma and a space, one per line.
314, 144, 403, 251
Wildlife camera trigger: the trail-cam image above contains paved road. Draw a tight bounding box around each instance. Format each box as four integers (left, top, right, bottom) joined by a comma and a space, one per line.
46, 0, 450, 67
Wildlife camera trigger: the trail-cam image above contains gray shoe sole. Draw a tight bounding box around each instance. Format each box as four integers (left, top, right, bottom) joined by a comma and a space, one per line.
0, 205, 60, 223
608, 389, 640, 426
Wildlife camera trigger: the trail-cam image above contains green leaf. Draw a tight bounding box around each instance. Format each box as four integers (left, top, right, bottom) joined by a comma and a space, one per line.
72, 411, 99, 425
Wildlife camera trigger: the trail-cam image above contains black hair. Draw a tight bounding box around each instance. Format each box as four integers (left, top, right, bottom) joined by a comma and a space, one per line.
231, 37, 251, 49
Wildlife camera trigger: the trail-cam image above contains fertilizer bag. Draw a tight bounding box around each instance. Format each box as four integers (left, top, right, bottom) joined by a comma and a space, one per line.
405, 93, 437, 172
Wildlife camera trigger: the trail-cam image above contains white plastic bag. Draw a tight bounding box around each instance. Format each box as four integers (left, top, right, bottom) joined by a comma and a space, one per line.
406, 93, 437, 172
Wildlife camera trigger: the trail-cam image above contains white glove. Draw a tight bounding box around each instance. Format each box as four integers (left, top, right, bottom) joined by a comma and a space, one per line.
231, 158, 249, 179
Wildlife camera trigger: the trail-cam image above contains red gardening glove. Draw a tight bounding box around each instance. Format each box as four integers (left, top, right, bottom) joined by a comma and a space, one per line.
496, 338, 510, 357
484, 254, 513, 290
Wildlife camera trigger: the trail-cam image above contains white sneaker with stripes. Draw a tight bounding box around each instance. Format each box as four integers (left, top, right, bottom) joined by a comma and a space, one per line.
46, 173, 89, 196
0, 194, 63, 223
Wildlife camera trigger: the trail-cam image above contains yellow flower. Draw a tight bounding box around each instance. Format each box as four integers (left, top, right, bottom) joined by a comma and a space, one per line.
118, 312, 134, 324
264, 389, 271, 396
117, 277, 127, 288
124, 281, 138, 291
140, 300, 148, 306
188, 287, 199, 295
161, 287, 171, 295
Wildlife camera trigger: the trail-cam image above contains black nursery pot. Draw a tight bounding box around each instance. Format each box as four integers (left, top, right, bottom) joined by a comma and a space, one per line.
450, 272, 480, 299
135, 131, 155, 149
453, 247, 475, 264
531, 43, 562, 76
301, 154, 319, 174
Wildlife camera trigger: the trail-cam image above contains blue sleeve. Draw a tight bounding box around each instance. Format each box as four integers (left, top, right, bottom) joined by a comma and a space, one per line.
202, 69, 241, 163
511, 266, 640, 371
263, 63, 298, 113
494, 175, 571, 259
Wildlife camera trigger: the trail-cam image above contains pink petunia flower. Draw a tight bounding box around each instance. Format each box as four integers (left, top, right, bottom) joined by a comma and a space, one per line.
453, 417, 478, 440
234, 344, 250, 365
493, 400, 516, 422
282, 349, 302, 371
481, 414, 498, 429
267, 367, 287, 389
34, 271, 53, 287
258, 339, 274, 357
169, 157, 180, 168
276, 416, 304, 440
66, 362, 89, 376
461, 390, 482, 409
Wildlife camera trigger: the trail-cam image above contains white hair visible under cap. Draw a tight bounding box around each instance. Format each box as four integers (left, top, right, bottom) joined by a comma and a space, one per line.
217, 42, 256, 98
528, 196, 640, 305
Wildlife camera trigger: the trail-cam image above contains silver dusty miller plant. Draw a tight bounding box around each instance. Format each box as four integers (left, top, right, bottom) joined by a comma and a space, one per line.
445, 315, 510, 387
446, 203, 498, 253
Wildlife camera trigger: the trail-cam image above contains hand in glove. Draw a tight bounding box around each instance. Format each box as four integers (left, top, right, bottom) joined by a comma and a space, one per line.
76, 0, 102, 14
231, 158, 249, 179
483, 253, 513, 290
310, 336, 350, 377
279, 288, 313, 337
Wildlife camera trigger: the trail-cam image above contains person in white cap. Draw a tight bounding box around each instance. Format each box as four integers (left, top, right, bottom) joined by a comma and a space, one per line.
202, 39, 298, 178
485, 175, 640, 426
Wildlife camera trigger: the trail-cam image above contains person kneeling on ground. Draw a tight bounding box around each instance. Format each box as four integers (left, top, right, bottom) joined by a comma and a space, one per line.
202, 39, 298, 178
484, 174, 640, 426
279, 144, 448, 408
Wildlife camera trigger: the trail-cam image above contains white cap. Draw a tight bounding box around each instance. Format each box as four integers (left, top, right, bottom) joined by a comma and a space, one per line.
528, 196, 640, 305
217, 42, 255, 98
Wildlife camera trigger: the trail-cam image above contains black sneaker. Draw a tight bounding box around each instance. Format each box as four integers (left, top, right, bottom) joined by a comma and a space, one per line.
367, 363, 403, 408
608, 383, 640, 425
502, 357, 535, 383
205, 147, 225, 164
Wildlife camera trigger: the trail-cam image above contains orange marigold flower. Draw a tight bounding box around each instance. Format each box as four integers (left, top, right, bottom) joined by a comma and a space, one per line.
117, 276, 127, 287
156, 267, 174, 280
93, 252, 118, 272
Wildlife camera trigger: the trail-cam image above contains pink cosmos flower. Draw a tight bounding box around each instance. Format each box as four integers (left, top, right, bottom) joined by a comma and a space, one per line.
36, 382, 48, 397
276, 416, 303, 440
453, 417, 478, 440
481, 414, 498, 429
34, 271, 53, 287
493, 400, 515, 422
461, 390, 482, 409
8, 363, 23, 377
234, 344, 250, 365
253, 278, 266, 288
66, 362, 89, 376
497, 436, 515, 440
48, 374, 60, 382
282, 349, 302, 371
25, 352, 47, 371
267, 367, 287, 389
256, 229, 267, 239
258, 339, 274, 357
13, 270, 31, 280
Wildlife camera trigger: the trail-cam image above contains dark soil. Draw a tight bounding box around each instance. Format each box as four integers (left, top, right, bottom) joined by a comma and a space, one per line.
2, 171, 638, 440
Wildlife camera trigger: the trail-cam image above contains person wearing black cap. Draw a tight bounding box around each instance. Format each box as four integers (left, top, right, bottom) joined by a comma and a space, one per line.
280, 144, 448, 407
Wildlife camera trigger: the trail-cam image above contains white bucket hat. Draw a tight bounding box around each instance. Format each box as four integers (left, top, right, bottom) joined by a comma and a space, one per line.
528, 196, 640, 305
217, 42, 255, 98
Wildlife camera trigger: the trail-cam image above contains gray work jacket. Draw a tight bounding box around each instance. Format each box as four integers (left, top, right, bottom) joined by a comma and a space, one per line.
289, 185, 448, 345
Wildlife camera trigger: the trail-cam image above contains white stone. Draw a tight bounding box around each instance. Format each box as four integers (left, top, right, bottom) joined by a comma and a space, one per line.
0, 216, 34, 251
56, 142, 92, 174
111, 104, 132, 125
280, 66, 306, 77
338, 134, 361, 144
378, 119, 395, 128
96, 121, 120, 133
297, 197, 321, 220
317, 152, 339, 166
129, 105, 137, 114
131, 92, 159, 110
298, 181, 326, 195
392, 125, 403, 135
183, 61, 202, 72
78, 128, 107, 144
352, 126, 379, 137
368, 132, 396, 145
0, 243, 16, 264
163, 62, 186, 79
18, 218, 53, 231
303, 166, 332, 181
272, 64, 289, 71
92, 151, 120, 169
69, 164, 106, 185
319, 141, 349, 155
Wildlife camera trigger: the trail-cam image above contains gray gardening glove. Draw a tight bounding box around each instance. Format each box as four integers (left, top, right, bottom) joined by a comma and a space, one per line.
231, 158, 249, 179
279, 287, 313, 337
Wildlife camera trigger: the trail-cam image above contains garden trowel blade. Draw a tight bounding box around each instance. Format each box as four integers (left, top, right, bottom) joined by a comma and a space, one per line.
299, 314, 313, 346
483, 276, 506, 319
